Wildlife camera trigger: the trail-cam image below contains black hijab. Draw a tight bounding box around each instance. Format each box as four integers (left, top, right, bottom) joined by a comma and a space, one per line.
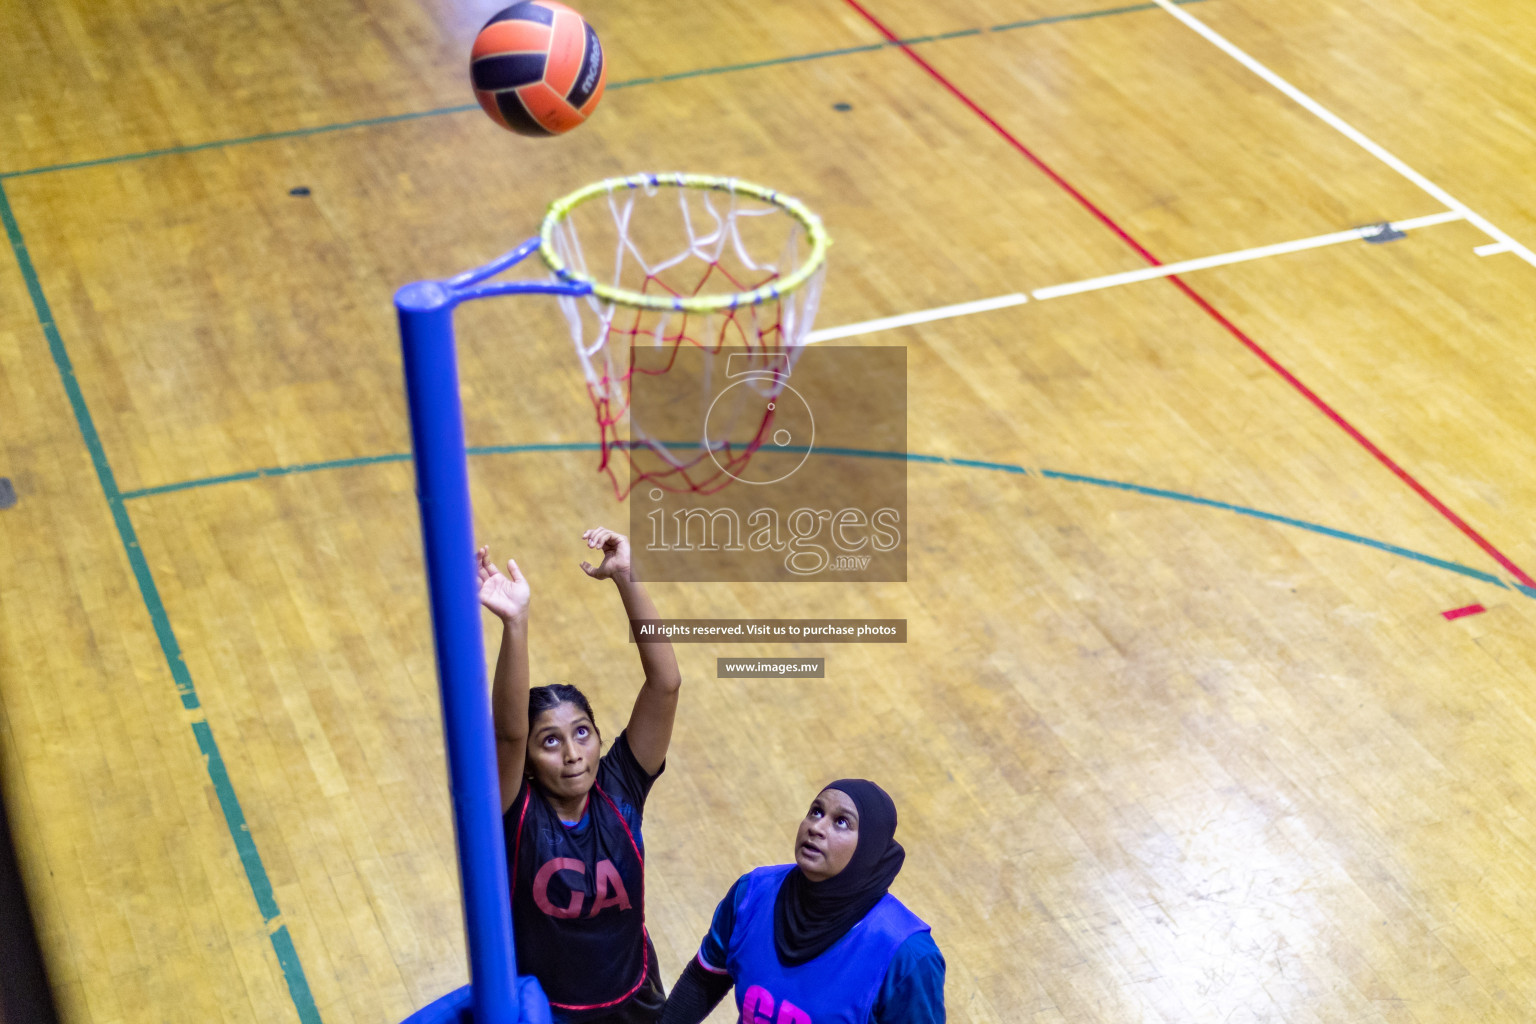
772, 779, 905, 966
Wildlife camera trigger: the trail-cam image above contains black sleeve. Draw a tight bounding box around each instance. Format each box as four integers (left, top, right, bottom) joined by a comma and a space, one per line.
659, 958, 734, 1024
597, 729, 665, 813
661, 876, 743, 1024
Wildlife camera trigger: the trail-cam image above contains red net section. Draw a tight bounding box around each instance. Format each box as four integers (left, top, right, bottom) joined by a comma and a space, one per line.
587, 265, 796, 498
548, 183, 825, 499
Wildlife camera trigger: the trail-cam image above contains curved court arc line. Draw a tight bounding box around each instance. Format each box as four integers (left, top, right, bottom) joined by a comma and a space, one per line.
119, 442, 1534, 600
838, 0, 1536, 592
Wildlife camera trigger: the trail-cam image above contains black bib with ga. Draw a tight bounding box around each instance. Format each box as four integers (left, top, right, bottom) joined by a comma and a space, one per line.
505, 732, 662, 1017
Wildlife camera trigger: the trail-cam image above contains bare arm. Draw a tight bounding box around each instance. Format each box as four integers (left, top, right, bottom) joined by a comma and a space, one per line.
477, 546, 531, 814
580, 528, 681, 776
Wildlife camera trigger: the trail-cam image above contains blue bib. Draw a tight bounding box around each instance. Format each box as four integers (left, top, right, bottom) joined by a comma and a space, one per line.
726, 865, 929, 1024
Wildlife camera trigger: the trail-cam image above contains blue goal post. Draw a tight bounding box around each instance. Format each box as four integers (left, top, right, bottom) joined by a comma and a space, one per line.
394, 240, 589, 1024
391, 173, 826, 1024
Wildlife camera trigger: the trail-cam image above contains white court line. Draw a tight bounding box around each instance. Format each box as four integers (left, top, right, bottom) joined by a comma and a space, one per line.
1475, 242, 1510, 257
1149, 0, 1536, 270
1031, 210, 1463, 300
806, 292, 1028, 343
807, 211, 1460, 341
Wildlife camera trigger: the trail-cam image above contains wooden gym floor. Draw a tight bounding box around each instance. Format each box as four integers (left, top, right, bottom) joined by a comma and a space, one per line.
3, 0, 1536, 1021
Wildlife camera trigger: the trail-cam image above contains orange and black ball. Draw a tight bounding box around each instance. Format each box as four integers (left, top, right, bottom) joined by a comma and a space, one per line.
471, 1, 607, 137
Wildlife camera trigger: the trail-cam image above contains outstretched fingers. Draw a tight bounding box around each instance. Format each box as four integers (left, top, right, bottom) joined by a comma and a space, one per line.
579, 526, 630, 580
583, 526, 618, 550
581, 527, 606, 576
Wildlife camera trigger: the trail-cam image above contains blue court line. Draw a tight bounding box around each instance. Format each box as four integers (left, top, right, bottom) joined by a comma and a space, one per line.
0, 0, 1209, 181
948, 456, 1029, 474
0, 181, 324, 1024
117, 442, 1526, 598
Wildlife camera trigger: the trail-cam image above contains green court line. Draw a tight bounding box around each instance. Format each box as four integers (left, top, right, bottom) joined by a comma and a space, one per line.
0, 181, 324, 1024
119, 446, 572, 500
815, 445, 914, 461
117, 441, 1524, 599
0, 0, 1209, 181
902, 28, 986, 45
119, 452, 413, 500
469, 441, 604, 456
609, 42, 887, 91
0, 104, 480, 181
0, 0, 1490, 1012
1039, 469, 1511, 590
119, 443, 960, 497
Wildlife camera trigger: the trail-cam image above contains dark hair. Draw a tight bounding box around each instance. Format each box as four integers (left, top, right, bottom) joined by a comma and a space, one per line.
527, 684, 598, 737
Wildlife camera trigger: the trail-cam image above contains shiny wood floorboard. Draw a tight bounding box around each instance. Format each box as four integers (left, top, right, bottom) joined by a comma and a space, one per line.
2, 1, 1535, 1022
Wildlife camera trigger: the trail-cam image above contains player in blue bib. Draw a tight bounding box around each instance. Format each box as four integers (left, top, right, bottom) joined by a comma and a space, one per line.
477, 528, 681, 1024
660, 780, 945, 1024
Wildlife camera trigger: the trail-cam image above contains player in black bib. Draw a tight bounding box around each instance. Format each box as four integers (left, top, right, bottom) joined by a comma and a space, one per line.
476, 527, 680, 1024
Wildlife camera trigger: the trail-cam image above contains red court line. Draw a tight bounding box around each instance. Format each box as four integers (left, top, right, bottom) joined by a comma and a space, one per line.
1441, 603, 1486, 621
841, 0, 1536, 590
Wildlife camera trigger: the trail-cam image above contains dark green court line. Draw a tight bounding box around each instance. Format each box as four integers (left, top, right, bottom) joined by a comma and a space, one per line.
0, 104, 480, 181
116, 440, 1526, 599
901, 28, 986, 45
469, 441, 605, 456
119, 446, 558, 500
1039, 469, 1512, 590
119, 452, 413, 500
0, 0, 1209, 181
0, 181, 323, 1024
610, 42, 888, 91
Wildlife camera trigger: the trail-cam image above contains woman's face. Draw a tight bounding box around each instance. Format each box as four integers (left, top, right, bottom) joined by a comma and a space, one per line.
795, 788, 860, 882
526, 702, 600, 803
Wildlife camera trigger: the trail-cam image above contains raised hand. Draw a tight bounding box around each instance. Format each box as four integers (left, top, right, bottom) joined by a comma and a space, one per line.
476, 545, 531, 623
579, 527, 632, 582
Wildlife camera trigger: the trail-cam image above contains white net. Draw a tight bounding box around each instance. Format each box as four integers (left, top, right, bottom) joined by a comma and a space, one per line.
541, 175, 827, 497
